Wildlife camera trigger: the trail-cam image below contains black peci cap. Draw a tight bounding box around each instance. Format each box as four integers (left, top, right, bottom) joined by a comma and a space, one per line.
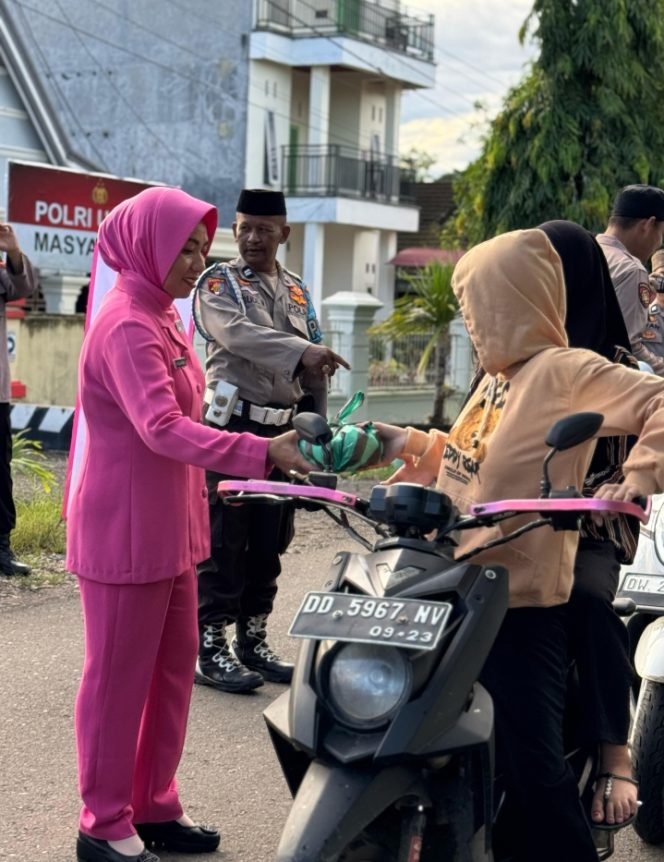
236, 189, 287, 216
611, 184, 664, 221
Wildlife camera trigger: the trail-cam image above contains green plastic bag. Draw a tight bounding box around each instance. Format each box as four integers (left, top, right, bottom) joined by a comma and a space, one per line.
298, 392, 384, 473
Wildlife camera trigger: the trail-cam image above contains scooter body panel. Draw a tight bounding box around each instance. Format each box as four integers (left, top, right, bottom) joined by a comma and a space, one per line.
634, 616, 664, 682
274, 761, 427, 862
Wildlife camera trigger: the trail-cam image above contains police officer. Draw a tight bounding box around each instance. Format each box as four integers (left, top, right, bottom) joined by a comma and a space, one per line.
596, 184, 664, 375
194, 189, 349, 693
641, 249, 664, 363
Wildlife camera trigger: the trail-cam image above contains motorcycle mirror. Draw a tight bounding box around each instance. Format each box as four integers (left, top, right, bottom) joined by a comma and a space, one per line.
293, 412, 333, 446
544, 412, 604, 451
541, 412, 604, 497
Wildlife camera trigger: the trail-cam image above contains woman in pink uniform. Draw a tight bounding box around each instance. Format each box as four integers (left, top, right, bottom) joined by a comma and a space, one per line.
67, 187, 309, 862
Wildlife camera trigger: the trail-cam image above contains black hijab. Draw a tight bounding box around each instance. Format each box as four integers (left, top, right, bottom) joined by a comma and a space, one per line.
538, 219, 631, 359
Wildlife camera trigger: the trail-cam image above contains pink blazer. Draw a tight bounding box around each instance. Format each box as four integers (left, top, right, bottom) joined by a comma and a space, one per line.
66, 275, 271, 584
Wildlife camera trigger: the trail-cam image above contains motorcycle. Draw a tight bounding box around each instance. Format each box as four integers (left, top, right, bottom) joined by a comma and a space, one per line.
220, 412, 649, 862
616, 493, 664, 844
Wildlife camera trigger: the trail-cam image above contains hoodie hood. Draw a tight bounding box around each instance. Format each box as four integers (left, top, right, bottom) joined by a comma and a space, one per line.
452, 229, 568, 376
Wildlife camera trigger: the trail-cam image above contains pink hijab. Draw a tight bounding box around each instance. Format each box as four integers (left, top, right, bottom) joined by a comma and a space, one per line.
96, 186, 218, 287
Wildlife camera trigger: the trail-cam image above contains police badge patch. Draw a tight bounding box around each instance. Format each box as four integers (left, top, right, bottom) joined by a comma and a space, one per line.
288, 283, 308, 306
206, 277, 226, 295
640, 282, 654, 308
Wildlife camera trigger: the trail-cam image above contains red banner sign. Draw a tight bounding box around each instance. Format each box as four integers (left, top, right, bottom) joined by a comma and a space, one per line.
6, 161, 157, 272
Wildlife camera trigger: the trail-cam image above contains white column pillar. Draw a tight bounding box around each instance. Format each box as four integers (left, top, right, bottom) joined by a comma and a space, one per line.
308, 66, 330, 192
384, 84, 401, 156
303, 221, 325, 313
448, 314, 474, 393
322, 291, 383, 406
308, 66, 330, 146
40, 273, 86, 314
376, 230, 397, 319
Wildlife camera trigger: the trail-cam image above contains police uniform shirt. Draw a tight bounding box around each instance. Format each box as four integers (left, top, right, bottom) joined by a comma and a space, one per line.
642, 302, 664, 359
596, 233, 652, 343
596, 233, 664, 374
197, 257, 327, 412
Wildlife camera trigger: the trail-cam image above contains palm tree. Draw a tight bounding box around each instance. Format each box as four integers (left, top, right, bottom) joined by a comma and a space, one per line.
369, 260, 459, 426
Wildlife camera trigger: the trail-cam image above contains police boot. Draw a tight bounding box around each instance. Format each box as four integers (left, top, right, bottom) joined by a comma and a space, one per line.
0, 533, 31, 577
233, 614, 294, 684
195, 622, 264, 693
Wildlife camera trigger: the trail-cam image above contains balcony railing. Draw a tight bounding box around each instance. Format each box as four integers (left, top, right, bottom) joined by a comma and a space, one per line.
254, 0, 434, 63
283, 144, 417, 204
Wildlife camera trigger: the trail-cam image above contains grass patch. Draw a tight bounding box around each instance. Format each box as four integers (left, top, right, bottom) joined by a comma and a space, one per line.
14, 492, 65, 554
7, 490, 68, 589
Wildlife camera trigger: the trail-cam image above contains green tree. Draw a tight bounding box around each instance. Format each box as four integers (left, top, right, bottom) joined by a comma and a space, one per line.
369, 261, 459, 426
446, 0, 664, 246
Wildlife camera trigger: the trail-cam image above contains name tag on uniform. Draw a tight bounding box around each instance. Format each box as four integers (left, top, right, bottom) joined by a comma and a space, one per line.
175, 320, 185, 333
173, 357, 187, 368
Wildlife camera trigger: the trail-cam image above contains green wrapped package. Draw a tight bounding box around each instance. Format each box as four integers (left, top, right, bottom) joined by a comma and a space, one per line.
298, 391, 384, 473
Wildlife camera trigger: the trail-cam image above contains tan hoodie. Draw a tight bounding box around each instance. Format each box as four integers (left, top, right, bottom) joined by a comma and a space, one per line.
402, 229, 664, 607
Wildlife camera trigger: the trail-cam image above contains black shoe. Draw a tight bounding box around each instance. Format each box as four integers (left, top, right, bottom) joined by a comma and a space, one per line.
195, 623, 264, 693
135, 821, 221, 854
0, 533, 30, 576
233, 614, 294, 684
76, 832, 159, 862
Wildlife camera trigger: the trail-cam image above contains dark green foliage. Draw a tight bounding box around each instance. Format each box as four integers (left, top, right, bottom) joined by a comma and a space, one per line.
445, 0, 664, 246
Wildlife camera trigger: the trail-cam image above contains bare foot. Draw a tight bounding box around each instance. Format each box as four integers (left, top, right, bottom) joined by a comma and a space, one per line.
591, 743, 639, 826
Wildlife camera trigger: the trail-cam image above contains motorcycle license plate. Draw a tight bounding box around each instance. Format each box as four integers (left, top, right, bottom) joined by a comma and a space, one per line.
620, 572, 664, 603
288, 592, 453, 651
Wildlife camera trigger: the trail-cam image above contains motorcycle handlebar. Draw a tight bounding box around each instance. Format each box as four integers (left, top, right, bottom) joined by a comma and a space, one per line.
217, 480, 651, 526
469, 496, 651, 524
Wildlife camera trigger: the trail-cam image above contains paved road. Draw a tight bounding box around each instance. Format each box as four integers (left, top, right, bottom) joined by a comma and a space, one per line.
0, 506, 661, 861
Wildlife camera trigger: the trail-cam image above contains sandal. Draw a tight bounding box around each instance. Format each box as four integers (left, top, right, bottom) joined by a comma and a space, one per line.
591, 772, 641, 831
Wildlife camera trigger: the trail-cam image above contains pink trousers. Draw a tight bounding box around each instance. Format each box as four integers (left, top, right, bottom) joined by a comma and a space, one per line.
75, 568, 198, 840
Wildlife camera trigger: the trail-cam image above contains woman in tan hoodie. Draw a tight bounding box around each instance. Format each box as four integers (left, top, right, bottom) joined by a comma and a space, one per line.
374, 227, 664, 862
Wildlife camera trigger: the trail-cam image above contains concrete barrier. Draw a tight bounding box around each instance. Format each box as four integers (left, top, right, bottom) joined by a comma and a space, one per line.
11, 404, 74, 451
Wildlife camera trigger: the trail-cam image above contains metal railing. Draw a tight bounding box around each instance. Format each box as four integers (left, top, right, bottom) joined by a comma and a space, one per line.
283, 144, 417, 203
368, 332, 435, 389
254, 0, 434, 63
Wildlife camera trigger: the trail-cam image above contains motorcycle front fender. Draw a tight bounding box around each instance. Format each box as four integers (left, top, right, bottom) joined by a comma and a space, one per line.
635, 616, 664, 682
274, 760, 425, 862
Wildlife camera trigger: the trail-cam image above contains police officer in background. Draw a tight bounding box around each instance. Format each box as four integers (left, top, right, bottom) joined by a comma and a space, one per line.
596, 184, 664, 375
0, 223, 35, 576
641, 248, 664, 363
194, 189, 350, 693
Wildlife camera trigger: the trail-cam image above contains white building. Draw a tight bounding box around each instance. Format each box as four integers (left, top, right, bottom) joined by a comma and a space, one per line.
0, 0, 435, 320
247, 0, 435, 314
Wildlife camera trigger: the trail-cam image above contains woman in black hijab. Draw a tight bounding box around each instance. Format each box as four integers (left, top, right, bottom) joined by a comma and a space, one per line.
539, 220, 639, 829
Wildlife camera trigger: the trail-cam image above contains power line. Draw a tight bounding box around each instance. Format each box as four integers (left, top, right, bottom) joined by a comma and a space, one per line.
52, 0, 202, 170
437, 46, 519, 90
7, 0, 389, 159
7, 0, 497, 171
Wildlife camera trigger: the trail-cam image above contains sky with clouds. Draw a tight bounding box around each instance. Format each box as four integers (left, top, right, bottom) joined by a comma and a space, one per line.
400, 0, 537, 175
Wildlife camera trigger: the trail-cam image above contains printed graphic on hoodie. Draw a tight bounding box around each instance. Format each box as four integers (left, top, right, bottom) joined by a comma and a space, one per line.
443, 377, 510, 485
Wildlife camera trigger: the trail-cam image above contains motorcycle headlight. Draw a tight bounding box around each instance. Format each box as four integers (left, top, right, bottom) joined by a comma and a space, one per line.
323, 642, 412, 729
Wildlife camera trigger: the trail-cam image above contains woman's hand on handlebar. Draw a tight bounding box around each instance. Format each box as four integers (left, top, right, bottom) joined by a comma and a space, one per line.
267, 430, 312, 476
591, 482, 648, 525
369, 422, 409, 467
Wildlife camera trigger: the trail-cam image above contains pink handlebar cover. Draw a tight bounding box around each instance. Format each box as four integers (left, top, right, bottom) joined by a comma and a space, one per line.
217, 479, 359, 507
470, 497, 651, 524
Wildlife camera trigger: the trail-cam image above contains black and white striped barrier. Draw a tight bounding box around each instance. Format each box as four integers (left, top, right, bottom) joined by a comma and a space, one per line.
11, 405, 74, 451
